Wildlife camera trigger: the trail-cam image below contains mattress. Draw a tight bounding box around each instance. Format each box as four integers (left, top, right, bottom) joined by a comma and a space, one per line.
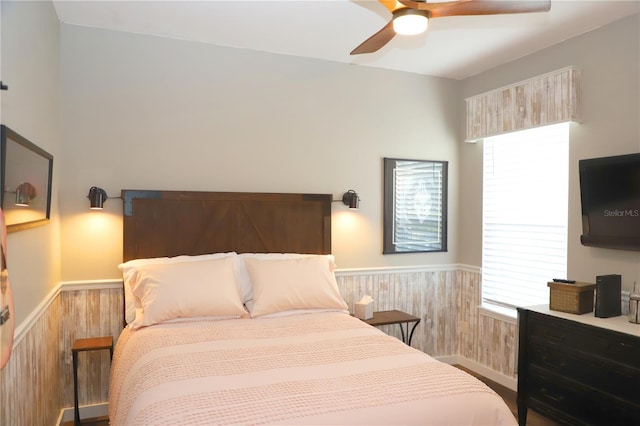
109, 311, 516, 425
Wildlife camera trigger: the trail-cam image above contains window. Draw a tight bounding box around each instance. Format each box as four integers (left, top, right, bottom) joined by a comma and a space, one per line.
482, 123, 569, 314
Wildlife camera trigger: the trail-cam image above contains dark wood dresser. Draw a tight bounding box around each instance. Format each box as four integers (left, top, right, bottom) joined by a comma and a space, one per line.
517, 306, 640, 425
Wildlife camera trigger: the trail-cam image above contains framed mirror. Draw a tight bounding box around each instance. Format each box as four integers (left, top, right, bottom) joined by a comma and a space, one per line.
383, 157, 448, 254
0, 125, 53, 232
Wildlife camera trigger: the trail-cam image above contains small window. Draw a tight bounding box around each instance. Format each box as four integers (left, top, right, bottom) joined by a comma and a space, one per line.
482, 123, 569, 312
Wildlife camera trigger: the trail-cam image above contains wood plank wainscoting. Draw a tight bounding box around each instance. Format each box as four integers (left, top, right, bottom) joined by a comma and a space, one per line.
0, 289, 62, 425
337, 267, 517, 378
59, 286, 124, 415
339, 267, 468, 357
0, 266, 519, 424
0, 283, 123, 426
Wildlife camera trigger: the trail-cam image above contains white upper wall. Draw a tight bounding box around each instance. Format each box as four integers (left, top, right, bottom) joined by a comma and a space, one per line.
58, 24, 461, 281
459, 13, 640, 289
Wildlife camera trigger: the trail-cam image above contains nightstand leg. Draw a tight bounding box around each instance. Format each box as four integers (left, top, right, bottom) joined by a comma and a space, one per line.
73, 351, 80, 425
398, 323, 406, 343
396, 321, 421, 346
407, 321, 420, 346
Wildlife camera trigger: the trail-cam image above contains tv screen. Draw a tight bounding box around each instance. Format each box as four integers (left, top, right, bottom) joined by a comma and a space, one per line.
579, 153, 640, 251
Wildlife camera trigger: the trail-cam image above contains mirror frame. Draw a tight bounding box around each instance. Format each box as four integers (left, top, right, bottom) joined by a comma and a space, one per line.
383, 157, 448, 254
0, 125, 53, 233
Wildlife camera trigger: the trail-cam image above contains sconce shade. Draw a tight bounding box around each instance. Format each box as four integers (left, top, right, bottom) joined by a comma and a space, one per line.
15, 182, 36, 206
88, 186, 108, 209
342, 190, 360, 210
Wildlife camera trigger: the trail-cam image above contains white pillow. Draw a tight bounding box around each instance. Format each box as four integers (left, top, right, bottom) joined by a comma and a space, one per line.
238, 253, 336, 309
129, 256, 246, 329
118, 252, 244, 324
243, 256, 348, 318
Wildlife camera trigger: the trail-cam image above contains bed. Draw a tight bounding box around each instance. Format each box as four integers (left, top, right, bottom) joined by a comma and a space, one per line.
109, 190, 517, 425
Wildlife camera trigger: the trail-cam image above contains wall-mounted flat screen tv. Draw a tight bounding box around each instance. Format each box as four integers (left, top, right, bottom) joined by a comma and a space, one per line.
579, 152, 640, 251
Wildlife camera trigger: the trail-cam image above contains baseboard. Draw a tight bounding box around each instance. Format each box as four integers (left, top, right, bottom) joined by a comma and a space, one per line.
435, 355, 517, 392
58, 403, 108, 425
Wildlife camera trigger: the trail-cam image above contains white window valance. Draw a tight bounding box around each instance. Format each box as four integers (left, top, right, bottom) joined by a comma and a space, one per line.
465, 66, 581, 142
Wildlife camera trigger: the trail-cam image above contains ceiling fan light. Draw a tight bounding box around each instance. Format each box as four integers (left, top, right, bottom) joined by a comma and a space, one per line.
393, 13, 429, 36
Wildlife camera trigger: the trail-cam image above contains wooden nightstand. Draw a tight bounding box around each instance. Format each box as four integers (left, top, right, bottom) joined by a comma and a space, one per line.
361, 310, 421, 346
72, 336, 113, 426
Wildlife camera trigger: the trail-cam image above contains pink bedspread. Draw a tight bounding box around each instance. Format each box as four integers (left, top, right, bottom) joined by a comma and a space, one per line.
109, 312, 516, 425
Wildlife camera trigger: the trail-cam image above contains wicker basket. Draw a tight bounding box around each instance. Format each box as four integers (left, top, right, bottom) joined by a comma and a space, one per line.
548, 281, 596, 314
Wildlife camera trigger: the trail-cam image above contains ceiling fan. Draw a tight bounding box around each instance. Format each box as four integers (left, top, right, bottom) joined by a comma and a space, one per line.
351, 0, 552, 55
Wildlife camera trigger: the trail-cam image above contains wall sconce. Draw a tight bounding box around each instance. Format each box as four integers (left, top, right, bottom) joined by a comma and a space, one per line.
87, 186, 108, 209
334, 190, 360, 210
15, 182, 36, 207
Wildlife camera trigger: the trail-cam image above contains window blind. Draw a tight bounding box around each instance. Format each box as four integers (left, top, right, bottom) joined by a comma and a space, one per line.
482, 123, 569, 310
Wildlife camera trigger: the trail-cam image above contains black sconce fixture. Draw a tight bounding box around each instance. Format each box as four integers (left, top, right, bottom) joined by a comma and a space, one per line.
15, 182, 36, 207
87, 186, 108, 209
334, 190, 360, 210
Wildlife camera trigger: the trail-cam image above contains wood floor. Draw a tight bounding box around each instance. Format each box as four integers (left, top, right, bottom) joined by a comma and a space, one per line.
66, 368, 558, 426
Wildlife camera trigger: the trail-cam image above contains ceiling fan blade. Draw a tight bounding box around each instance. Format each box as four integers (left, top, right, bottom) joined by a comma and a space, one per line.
430, 0, 551, 18
351, 21, 396, 55
397, 0, 468, 12
378, 0, 403, 13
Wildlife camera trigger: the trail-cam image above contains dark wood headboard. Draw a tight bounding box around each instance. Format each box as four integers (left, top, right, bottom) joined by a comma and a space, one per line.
122, 190, 332, 261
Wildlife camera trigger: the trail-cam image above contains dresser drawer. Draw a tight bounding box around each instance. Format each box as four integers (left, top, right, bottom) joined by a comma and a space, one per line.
598, 332, 640, 366
527, 366, 640, 425
528, 343, 640, 405
517, 308, 640, 426
527, 311, 640, 365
